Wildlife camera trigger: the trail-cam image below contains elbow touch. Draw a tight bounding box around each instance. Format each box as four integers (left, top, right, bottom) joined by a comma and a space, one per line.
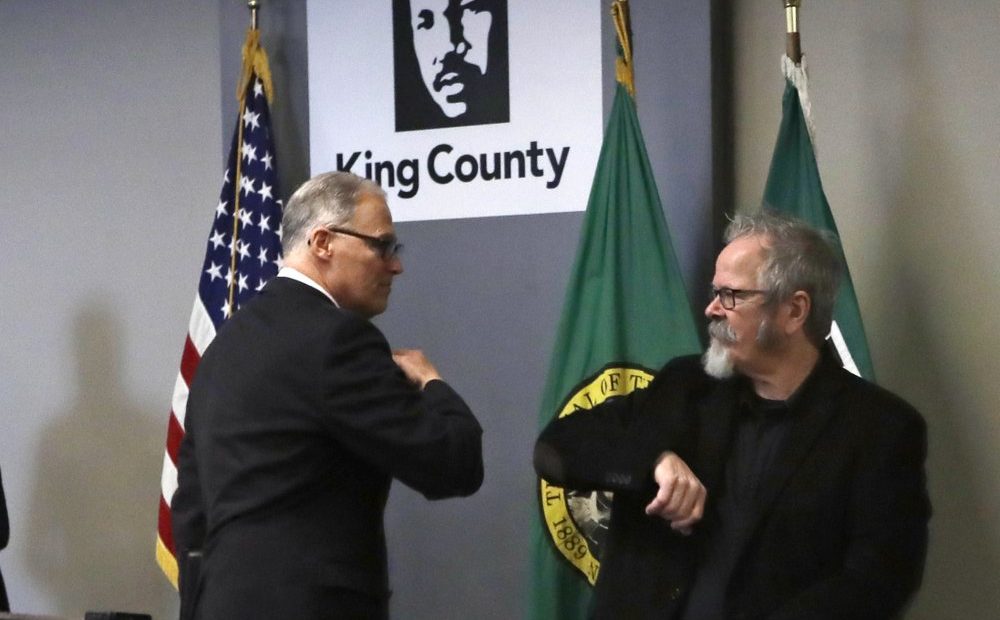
533, 440, 566, 485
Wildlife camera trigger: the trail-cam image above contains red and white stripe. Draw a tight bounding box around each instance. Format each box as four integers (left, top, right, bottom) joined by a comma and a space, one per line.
155, 297, 216, 587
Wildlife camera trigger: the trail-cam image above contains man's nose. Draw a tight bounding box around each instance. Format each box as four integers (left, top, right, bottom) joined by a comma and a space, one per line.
446, 10, 467, 54
705, 294, 724, 319
388, 254, 404, 275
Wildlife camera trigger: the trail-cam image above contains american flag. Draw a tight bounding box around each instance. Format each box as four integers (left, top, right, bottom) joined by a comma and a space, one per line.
156, 71, 283, 587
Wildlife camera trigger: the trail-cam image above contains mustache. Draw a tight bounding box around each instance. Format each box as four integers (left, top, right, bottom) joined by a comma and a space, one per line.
707, 318, 738, 345
433, 52, 481, 91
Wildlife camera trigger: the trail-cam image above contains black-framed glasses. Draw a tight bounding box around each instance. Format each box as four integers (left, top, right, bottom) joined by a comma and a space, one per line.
710, 286, 768, 310
325, 225, 403, 260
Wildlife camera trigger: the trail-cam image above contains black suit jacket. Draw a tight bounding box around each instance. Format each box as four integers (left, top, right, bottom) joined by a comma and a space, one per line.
535, 351, 930, 620
172, 277, 483, 619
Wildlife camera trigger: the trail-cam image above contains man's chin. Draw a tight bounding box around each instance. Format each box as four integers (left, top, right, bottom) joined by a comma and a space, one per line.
434, 95, 468, 118
702, 339, 735, 379
440, 104, 467, 118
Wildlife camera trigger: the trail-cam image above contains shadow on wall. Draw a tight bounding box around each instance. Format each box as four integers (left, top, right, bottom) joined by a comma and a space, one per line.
882, 264, 1000, 619
23, 305, 175, 618
875, 8, 1000, 616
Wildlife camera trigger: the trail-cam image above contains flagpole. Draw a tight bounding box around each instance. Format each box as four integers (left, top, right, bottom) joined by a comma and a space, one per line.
249, 0, 259, 30
785, 0, 801, 64
226, 0, 263, 314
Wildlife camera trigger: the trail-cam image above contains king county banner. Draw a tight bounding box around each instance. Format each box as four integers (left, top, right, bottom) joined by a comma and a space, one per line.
306, 0, 603, 221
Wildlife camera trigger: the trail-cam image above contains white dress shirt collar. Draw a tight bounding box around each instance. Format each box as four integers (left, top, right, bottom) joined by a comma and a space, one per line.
277, 266, 339, 306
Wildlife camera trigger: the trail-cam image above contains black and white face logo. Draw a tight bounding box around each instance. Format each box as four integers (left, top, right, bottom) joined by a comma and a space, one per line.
393, 0, 510, 131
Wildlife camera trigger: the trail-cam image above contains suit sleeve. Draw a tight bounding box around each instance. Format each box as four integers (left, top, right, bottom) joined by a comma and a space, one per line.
767, 403, 931, 620
173, 431, 205, 552
317, 315, 484, 500
533, 392, 649, 493
533, 357, 703, 494
172, 423, 206, 617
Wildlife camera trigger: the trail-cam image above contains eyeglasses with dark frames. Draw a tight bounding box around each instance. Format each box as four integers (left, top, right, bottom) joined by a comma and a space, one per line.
710, 286, 768, 310
324, 225, 403, 260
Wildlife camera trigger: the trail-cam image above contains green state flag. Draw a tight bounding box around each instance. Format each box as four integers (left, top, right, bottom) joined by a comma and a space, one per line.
762, 56, 875, 380
529, 61, 702, 620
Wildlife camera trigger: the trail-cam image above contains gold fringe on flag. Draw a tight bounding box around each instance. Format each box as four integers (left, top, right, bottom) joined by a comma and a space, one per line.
611, 0, 635, 98
237, 28, 274, 105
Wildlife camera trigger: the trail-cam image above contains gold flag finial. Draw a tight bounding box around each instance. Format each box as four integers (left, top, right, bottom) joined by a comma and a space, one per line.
236, 1, 274, 105
611, 0, 635, 98
785, 0, 802, 63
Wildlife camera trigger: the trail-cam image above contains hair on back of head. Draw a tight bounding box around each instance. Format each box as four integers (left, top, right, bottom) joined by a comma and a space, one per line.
724, 208, 844, 348
281, 172, 386, 253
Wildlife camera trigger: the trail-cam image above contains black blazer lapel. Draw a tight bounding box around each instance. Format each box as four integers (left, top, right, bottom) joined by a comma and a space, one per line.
692, 379, 741, 497
748, 362, 847, 531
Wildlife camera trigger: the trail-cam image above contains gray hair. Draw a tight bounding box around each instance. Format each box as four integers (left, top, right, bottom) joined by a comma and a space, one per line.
281, 171, 386, 253
724, 209, 844, 348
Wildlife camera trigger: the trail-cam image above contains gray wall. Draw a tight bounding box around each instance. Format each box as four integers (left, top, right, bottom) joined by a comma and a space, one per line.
0, 1, 222, 617
732, 1, 1000, 618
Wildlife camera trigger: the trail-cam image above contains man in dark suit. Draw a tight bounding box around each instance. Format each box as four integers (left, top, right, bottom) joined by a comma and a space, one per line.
535, 210, 930, 619
172, 171, 483, 619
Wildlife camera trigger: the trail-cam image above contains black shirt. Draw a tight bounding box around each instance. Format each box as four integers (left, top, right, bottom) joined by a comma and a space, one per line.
680, 382, 797, 620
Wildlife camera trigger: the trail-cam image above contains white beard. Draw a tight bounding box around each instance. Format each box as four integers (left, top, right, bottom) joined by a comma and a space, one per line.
702, 337, 735, 379
703, 319, 738, 378
702, 311, 783, 379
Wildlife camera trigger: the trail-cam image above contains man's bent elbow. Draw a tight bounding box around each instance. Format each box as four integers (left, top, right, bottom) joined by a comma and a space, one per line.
533, 440, 567, 485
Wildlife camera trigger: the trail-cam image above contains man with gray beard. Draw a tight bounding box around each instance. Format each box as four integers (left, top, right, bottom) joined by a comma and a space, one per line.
534, 210, 930, 620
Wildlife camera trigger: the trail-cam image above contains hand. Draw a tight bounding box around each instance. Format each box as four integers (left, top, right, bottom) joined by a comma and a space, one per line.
392, 348, 443, 389
644, 451, 706, 535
